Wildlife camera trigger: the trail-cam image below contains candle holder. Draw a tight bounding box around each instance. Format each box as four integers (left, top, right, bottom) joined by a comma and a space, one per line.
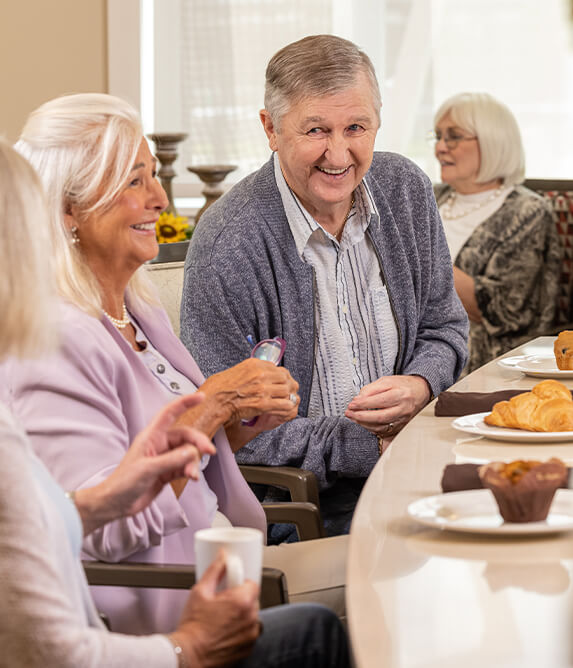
147, 132, 188, 215
187, 164, 238, 223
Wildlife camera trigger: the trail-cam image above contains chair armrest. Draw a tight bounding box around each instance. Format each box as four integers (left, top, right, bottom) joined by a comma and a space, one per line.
82, 561, 288, 609
262, 501, 325, 541
239, 465, 321, 509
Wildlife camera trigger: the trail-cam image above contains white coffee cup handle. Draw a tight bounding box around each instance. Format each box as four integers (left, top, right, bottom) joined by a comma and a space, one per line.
224, 553, 244, 588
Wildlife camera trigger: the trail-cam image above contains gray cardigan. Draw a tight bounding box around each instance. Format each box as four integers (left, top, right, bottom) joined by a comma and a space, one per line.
182, 153, 468, 490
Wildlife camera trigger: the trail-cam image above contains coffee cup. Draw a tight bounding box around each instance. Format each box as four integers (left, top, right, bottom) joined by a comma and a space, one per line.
194, 526, 263, 590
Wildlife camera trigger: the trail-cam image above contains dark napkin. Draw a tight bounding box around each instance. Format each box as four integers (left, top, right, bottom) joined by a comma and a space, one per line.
441, 463, 571, 493
435, 389, 526, 417
435, 389, 573, 417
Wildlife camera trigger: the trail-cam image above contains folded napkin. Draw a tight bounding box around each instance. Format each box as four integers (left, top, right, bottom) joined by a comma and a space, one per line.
441, 463, 571, 493
434, 389, 525, 417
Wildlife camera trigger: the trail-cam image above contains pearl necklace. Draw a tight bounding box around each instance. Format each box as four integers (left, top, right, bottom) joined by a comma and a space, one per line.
440, 185, 505, 220
102, 303, 130, 329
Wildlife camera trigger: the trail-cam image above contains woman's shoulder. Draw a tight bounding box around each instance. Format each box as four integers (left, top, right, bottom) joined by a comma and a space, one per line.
504, 185, 553, 216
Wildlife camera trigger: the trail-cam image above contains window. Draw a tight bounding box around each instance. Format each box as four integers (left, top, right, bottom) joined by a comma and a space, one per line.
108, 0, 573, 209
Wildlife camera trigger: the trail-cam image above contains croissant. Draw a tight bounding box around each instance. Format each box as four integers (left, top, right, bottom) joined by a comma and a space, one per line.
554, 331, 573, 370
484, 379, 573, 432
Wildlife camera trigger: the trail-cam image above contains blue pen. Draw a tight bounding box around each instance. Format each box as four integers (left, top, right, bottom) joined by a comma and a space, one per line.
246, 334, 255, 348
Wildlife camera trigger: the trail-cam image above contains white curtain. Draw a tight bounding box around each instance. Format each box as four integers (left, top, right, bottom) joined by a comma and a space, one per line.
178, 0, 333, 179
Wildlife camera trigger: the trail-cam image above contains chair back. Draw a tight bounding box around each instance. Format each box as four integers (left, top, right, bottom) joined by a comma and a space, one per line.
523, 179, 573, 327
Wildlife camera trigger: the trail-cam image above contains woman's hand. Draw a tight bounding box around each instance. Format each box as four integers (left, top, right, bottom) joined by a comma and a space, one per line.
176, 358, 300, 446
74, 393, 215, 535
345, 375, 431, 438
169, 551, 262, 667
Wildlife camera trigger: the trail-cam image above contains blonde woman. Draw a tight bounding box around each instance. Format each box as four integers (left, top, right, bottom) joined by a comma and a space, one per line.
433, 92, 561, 372
0, 139, 350, 667
2, 93, 348, 637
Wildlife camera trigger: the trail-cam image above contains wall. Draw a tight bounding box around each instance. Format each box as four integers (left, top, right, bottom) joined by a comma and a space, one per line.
0, 0, 107, 141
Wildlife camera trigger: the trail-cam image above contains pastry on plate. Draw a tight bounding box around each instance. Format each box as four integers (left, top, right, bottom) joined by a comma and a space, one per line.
484, 379, 573, 432
554, 331, 573, 370
478, 458, 568, 523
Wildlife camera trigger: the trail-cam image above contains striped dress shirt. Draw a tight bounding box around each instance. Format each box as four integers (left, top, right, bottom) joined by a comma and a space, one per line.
273, 153, 398, 418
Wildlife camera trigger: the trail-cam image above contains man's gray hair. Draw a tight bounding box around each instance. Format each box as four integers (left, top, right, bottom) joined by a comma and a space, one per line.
264, 34, 382, 129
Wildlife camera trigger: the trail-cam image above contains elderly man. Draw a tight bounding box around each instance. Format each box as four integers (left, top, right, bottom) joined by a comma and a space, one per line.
181, 34, 469, 541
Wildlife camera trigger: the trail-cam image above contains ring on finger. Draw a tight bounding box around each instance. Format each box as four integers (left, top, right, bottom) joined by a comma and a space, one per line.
380, 422, 394, 435
289, 393, 298, 405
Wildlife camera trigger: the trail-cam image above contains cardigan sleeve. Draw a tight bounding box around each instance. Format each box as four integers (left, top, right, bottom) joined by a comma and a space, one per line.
0, 411, 176, 668
464, 194, 559, 336
1, 322, 189, 563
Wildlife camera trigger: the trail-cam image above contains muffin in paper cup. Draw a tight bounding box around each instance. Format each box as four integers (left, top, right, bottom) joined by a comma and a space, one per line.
478, 459, 567, 523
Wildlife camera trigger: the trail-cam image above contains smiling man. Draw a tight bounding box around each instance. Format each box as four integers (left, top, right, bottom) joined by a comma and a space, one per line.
181, 34, 469, 541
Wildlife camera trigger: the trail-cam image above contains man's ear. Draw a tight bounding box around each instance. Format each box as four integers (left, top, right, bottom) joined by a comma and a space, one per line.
259, 109, 279, 152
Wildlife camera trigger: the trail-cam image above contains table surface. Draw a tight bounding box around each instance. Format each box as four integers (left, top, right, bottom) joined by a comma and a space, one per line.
347, 337, 573, 668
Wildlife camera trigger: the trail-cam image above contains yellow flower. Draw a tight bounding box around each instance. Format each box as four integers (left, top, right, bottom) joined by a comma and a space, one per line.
155, 212, 192, 243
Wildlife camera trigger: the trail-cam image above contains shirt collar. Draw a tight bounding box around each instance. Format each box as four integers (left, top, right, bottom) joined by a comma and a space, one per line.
273, 152, 379, 258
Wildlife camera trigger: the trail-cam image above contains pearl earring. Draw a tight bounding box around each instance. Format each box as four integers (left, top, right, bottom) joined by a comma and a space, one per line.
70, 225, 80, 245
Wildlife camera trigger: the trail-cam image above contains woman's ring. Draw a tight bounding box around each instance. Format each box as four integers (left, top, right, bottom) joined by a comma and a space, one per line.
289, 393, 298, 405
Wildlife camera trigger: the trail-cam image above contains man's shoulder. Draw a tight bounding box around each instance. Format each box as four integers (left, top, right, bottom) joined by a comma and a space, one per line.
368, 151, 430, 183
366, 152, 433, 212
187, 156, 289, 265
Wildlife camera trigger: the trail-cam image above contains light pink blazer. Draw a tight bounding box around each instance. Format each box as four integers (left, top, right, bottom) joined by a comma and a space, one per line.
0, 299, 266, 635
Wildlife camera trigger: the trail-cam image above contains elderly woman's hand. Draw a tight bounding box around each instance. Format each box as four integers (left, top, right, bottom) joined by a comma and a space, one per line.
176, 358, 300, 449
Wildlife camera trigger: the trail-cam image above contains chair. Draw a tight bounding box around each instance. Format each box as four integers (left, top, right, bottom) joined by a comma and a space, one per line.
523, 179, 573, 329
83, 560, 288, 610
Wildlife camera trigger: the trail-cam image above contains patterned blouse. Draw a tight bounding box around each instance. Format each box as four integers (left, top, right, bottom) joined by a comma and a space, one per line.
435, 184, 561, 373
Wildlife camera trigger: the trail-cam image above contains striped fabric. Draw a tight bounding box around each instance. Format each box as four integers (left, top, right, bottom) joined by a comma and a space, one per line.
273, 153, 398, 417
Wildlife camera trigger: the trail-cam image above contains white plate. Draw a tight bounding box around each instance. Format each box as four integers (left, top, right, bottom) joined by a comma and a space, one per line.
407, 489, 573, 535
498, 354, 573, 379
452, 412, 573, 443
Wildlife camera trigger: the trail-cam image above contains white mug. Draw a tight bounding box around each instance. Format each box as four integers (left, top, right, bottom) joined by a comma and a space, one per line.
194, 527, 263, 590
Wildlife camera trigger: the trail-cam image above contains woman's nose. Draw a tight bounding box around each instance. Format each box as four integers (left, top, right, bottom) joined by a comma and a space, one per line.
435, 137, 448, 154
150, 178, 170, 211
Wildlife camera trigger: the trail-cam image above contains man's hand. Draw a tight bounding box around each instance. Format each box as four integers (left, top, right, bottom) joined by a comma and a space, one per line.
170, 551, 262, 667
345, 375, 431, 436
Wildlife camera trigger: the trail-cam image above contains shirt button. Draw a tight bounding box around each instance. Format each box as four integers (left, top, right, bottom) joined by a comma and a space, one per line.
352, 358, 358, 366
170, 381, 180, 391
342, 305, 348, 314
156, 364, 165, 374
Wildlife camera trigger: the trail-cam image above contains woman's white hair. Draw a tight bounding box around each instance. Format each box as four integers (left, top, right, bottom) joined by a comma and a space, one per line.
15, 93, 158, 318
0, 138, 58, 359
434, 92, 525, 186
264, 34, 382, 130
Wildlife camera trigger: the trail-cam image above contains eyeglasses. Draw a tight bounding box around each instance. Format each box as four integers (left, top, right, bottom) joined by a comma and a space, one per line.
250, 337, 286, 364
242, 337, 287, 426
427, 131, 478, 150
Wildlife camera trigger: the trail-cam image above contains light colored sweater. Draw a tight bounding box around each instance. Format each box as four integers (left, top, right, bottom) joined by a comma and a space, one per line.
0, 403, 176, 667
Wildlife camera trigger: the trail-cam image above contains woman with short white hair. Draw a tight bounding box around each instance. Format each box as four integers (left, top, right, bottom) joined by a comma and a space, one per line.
433, 91, 560, 372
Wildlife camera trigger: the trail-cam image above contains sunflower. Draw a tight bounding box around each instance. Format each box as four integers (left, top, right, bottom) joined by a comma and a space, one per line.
155, 212, 192, 243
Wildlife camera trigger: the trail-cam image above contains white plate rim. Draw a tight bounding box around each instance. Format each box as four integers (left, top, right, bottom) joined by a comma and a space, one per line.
407, 488, 573, 535
497, 354, 573, 378
451, 412, 573, 443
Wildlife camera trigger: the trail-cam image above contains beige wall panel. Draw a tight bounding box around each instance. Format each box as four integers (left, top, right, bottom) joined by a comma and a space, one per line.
0, 0, 107, 141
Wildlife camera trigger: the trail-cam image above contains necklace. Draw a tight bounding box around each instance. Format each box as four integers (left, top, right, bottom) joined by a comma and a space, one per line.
334, 195, 356, 239
440, 185, 505, 220
102, 303, 130, 329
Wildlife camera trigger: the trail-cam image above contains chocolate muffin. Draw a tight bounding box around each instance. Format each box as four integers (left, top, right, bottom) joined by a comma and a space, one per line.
554, 331, 573, 370
478, 459, 568, 523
